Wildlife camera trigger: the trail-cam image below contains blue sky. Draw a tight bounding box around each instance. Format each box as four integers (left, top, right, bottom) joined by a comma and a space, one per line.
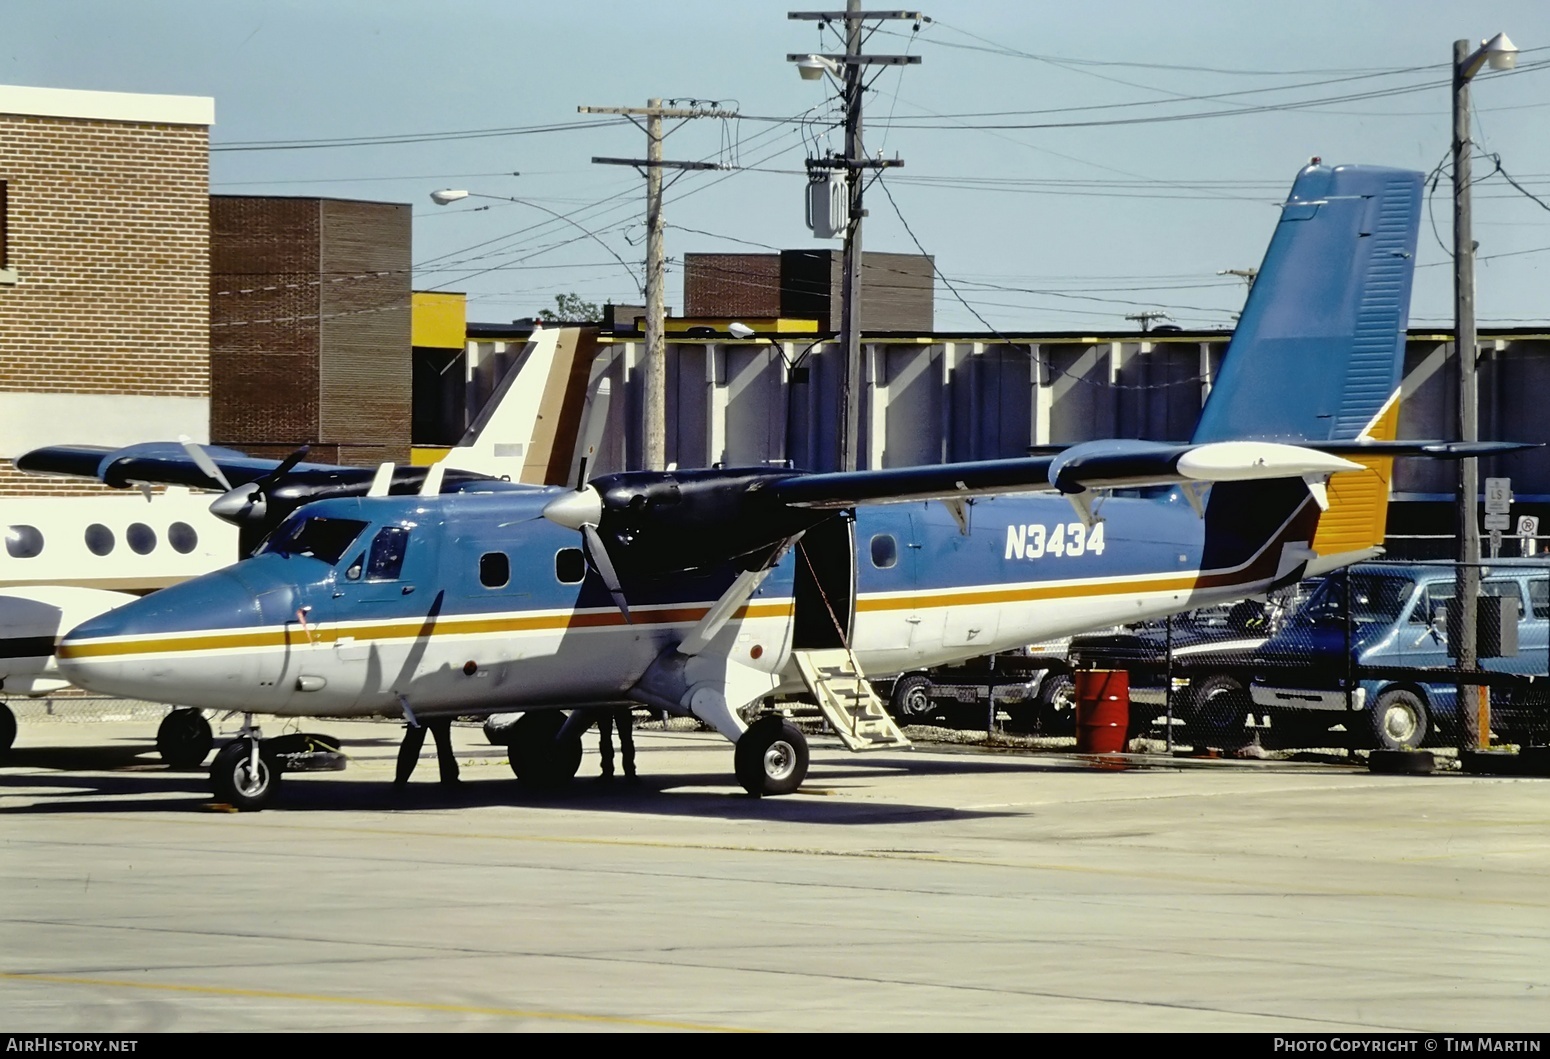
7, 1, 1550, 331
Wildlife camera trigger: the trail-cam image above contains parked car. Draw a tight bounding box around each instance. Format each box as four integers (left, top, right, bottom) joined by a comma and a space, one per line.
1057, 587, 1311, 745
1250, 561, 1550, 750
874, 640, 1071, 729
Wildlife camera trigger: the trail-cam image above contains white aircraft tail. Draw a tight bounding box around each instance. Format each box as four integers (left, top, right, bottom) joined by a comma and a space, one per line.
439, 326, 606, 485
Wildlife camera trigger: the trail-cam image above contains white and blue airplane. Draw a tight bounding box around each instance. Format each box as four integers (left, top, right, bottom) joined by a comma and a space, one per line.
20, 163, 1524, 808
0, 325, 605, 764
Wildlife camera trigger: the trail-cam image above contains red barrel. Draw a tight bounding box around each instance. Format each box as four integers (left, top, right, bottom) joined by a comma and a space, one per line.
1074, 669, 1130, 754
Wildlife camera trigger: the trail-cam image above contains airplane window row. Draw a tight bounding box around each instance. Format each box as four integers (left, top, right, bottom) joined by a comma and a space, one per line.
5, 522, 200, 559
476, 551, 583, 589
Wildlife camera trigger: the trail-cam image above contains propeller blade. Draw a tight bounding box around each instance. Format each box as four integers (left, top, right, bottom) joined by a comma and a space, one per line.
580, 522, 631, 624
574, 378, 611, 490
258, 444, 311, 489
177, 434, 232, 492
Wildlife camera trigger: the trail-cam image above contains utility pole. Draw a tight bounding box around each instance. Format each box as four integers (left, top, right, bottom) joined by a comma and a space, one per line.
580, 100, 735, 472
1449, 31, 1516, 751
1125, 311, 1172, 332
788, 5, 924, 471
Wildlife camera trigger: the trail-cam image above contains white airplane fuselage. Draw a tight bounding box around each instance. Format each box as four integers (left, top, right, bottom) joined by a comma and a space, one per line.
55, 475, 1352, 722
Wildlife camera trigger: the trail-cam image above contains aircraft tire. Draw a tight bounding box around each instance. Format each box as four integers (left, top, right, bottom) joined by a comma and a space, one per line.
888, 674, 934, 720
734, 716, 808, 797
1366, 688, 1429, 752
157, 708, 213, 769
0, 701, 15, 758
507, 711, 583, 789
210, 739, 280, 812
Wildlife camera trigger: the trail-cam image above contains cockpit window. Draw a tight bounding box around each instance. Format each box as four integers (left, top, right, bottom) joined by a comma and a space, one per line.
366, 526, 410, 581
261, 517, 368, 564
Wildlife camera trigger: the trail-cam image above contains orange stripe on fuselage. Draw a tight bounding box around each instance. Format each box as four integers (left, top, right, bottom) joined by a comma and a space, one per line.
58, 600, 794, 660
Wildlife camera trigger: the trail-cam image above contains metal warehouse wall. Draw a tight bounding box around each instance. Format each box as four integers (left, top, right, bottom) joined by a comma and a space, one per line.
540, 330, 1550, 502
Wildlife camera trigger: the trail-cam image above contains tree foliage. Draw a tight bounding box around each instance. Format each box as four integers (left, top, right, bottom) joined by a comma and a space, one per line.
537, 292, 602, 322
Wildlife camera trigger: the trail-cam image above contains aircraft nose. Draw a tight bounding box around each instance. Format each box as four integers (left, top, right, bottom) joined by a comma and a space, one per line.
56, 571, 275, 706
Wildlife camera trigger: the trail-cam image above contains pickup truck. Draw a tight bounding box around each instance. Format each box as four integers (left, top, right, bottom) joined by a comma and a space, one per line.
873, 640, 1071, 730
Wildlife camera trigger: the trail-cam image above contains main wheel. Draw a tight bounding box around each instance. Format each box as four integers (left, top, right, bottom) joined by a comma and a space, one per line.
157, 708, 213, 769
1185, 674, 1250, 746
1035, 673, 1076, 735
0, 702, 15, 758
507, 711, 584, 789
888, 674, 934, 720
734, 716, 808, 797
1367, 688, 1429, 751
210, 739, 280, 811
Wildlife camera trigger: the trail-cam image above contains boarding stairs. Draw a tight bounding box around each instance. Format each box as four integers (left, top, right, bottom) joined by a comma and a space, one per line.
790, 648, 911, 751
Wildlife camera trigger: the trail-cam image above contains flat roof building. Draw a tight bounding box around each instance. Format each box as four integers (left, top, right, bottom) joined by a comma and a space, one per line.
0, 84, 214, 495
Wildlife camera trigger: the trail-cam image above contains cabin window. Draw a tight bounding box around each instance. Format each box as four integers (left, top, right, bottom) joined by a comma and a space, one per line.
5, 525, 43, 559
85, 524, 115, 556
168, 522, 198, 554
262, 516, 368, 565
480, 551, 510, 588
555, 548, 586, 585
869, 533, 898, 569
1531, 578, 1549, 620
366, 526, 410, 581
127, 523, 157, 555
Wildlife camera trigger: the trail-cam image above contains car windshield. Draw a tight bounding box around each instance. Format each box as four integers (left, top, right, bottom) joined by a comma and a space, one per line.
1299, 572, 1413, 627
260, 516, 368, 565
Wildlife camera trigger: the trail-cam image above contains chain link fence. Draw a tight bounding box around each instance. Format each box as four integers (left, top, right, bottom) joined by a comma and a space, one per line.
884, 559, 1550, 755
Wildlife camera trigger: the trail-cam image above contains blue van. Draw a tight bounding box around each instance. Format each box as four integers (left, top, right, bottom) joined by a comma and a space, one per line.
1249, 561, 1549, 750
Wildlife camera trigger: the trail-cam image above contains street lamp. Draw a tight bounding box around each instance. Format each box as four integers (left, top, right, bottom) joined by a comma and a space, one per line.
794, 53, 841, 82
1452, 31, 1517, 752
428, 188, 643, 299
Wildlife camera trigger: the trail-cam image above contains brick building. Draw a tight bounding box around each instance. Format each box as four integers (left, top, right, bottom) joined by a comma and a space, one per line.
210, 197, 411, 466
0, 84, 213, 495
683, 249, 934, 331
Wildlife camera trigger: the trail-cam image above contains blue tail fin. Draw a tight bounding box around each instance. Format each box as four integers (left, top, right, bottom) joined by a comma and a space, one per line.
1191, 163, 1422, 445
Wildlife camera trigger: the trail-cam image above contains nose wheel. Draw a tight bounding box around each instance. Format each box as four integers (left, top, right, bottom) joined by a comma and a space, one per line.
210, 721, 281, 811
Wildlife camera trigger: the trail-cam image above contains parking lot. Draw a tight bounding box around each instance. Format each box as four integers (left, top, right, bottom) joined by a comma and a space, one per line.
2, 712, 1548, 1033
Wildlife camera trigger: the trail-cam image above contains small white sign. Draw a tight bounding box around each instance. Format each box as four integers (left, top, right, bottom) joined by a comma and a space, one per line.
1485, 477, 1513, 514
1484, 512, 1511, 530
1519, 515, 1540, 538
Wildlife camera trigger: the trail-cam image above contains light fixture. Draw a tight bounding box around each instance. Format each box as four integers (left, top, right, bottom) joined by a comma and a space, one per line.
429, 189, 470, 205
728, 322, 755, 339
795, 54, 840, 81
1482, 31, 1519, 71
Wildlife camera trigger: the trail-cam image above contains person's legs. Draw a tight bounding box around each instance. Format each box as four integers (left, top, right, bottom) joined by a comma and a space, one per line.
429, 719, 460, 784
616, 707, 636, 779
395, 724, 427, 786
596, 709, 616, 778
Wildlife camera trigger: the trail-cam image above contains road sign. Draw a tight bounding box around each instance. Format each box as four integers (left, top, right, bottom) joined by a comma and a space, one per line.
1484, 512, 1510, 531
1518, 515, 1540, 538
1485, 477, 1512, 514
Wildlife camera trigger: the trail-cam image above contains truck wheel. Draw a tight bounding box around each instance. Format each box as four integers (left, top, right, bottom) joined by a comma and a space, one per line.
1036, 673, 1076, 735
1186, 674, 1250, 746
888, 675, 935, 720
1367, 689, 1428, 751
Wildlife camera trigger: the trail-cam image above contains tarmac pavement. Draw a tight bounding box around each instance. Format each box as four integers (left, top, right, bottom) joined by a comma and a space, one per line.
2, 711, 1547, 1033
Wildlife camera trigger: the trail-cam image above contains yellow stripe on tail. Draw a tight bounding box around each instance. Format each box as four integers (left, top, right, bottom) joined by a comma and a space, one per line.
1311, 391, 1399, 557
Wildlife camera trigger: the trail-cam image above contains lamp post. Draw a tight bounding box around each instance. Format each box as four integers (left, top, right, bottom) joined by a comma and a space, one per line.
428, 188, 643, 301
1452, 32, 1517, 752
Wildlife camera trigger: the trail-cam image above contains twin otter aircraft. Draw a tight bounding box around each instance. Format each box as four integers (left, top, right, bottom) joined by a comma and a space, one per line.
22, 163, 1519, 808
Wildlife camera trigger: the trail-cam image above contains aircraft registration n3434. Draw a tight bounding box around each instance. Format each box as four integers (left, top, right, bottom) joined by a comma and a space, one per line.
23, 163, 1530, 808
